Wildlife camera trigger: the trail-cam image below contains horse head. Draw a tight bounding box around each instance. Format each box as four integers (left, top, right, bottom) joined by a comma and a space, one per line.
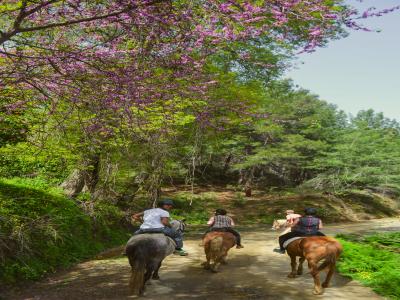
170, 219, 186, 234
271, 219, 287, 230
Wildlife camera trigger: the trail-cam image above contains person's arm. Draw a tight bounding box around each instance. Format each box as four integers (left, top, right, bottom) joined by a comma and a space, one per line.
286, 215, 292, 226
160, 209, 171, 227
132, 211, 144, 222
230, 217, 235, 227
207, 216, 215, 226
161, 217, 170, 227
318, 219, 323, 229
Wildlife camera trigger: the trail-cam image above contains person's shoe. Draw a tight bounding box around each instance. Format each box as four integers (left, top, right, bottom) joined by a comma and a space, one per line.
174, 249, 188, 256
236, 245, 244, 249
273, 248, 286, 254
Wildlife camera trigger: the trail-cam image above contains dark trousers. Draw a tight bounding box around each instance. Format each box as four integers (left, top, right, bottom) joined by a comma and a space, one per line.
135, 227, 183, 249
279, 231, 325, 250
204, 227, 242, 246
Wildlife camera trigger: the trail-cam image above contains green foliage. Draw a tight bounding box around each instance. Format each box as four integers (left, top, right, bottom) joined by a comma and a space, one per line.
0, 177, 129, 284
232, 192, 247, 208
337, 233, 400, 299
305, 110, 400, 192
169, 192, 219, 224
0, 143, 74, 181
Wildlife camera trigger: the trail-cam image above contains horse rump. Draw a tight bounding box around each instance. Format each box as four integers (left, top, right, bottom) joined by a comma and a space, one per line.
317, 240, 342, 271
209, 236, 224, 262
126, 239, 159, 296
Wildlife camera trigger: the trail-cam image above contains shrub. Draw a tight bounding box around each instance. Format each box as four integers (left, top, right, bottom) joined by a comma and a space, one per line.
0, 177, 129, 284
337, 233, 400, 299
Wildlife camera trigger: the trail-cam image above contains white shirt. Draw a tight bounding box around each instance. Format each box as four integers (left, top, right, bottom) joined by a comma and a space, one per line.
140, 208, 170, 229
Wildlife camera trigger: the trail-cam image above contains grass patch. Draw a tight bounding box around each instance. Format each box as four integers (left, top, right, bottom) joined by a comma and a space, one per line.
337, 232, 400, 299
168, 191, 219, 224
0, 177, 130, 285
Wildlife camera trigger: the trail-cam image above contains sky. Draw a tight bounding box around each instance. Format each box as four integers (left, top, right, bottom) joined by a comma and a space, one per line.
284, 0, 400, 121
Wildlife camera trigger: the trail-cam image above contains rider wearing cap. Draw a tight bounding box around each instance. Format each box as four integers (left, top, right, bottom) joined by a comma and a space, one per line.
275, 207, 325, 254
132, 199, 188, 256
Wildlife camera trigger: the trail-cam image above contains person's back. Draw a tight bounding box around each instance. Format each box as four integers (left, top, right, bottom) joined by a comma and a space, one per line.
294, 215, 320, 235
211, 214, 234, 228
140, 208, 169, 230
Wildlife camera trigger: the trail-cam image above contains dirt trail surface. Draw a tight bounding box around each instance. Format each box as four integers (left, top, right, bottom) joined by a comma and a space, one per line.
4, 218, 400, 300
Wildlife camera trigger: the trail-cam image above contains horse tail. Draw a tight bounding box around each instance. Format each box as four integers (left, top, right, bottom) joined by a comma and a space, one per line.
317, 240, 342, 271
210, 236, 223, 261
126, 243, 147, 295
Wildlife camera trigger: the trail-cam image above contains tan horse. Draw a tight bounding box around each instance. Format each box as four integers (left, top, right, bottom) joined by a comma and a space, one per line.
285, 236, 343, 295
271, 219, 291, 235
202, 231, 236, 272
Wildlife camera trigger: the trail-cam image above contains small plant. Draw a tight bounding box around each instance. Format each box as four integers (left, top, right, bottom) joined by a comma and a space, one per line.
232, 192, 247, 208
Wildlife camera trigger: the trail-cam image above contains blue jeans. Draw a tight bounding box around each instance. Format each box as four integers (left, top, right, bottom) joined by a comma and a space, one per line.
134, 227, 183, 249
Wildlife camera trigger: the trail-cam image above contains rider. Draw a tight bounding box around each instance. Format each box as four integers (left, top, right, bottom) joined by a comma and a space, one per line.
205, 208, 244, 249
285, 209, 302, 227
132, 199, 188, 256
275, 207, 325, 254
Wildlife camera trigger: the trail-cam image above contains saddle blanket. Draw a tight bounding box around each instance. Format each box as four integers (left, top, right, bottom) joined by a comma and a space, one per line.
283, 237, 304, 249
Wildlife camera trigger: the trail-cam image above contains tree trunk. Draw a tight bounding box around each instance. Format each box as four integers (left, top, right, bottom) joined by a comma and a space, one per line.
60, 169, 85, 198
244, 167, 255, 197
61, 154, 100, 198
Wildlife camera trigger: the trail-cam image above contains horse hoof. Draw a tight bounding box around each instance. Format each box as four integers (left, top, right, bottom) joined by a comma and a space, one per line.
297, 271, 303, 275
313, 289, 323, 295
287, 274, 296, 278
152, 275, 160, 280
322, 283, 329, 288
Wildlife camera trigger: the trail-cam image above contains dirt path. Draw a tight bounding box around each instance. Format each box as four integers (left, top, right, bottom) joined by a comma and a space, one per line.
4, 218, 400, 300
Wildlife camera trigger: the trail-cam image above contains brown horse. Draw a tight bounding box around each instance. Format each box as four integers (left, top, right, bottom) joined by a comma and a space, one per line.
202, 231, 236, 272
285, 236, 342, 295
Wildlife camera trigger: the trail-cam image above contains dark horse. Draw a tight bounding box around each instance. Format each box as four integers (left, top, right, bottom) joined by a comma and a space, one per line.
125, 220, 185, 296
285, 236, 342, 295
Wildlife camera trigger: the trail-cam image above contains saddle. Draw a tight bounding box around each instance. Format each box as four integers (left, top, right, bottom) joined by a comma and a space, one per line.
283, 237, 304, 249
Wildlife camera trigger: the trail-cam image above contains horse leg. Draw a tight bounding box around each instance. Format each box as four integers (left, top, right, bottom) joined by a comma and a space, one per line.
211, 249, 225, 273
297, 257, 305, 275
211, 257, 220, 273
142, 265, 154, 291
322, 263, 335, 288
287, 254, 297, 278
221, 254, 228, 265
309, 260, 323, 295
203, 247, 212, 270
152, 262, 162, 280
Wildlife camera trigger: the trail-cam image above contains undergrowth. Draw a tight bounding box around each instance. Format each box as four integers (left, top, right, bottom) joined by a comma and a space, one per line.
337, 232, 400, 299
0, 177, 130, 285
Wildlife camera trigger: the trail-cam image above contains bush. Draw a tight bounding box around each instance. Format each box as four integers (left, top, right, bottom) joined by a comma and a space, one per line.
0, 143, 75, 182
337, 233, 400, 299
0, 177, 129, 284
